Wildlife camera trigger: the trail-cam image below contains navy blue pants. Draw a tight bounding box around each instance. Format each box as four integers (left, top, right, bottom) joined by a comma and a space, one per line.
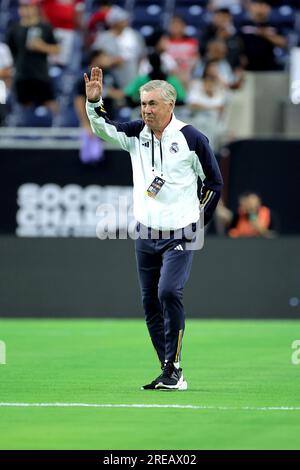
135, 225, 194, 364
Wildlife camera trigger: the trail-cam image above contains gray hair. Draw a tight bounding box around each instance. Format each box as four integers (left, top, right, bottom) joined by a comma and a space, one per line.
139, 80, 177, 105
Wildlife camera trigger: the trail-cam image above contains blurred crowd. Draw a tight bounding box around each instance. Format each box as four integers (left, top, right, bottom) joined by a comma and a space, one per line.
0, 0, 298, 136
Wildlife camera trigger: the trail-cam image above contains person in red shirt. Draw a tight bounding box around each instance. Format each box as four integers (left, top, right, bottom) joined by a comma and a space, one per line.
41, 0, 84, 66
88, 1, 112, 33
166, 15, 200, 88
42, 0, 83, 30
85, 1, 113, 48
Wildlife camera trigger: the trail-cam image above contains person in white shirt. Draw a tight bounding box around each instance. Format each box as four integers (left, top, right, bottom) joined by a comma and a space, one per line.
187, 60, 228, 150
0, 42, 13, 78
138, 30, 177, 77
92, 6, 145, 88
0, 42, 13, 123
84, 67, 223, 390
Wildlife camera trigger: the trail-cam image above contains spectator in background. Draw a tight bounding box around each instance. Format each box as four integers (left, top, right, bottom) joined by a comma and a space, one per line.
6, 0, 60, 116
195, 39, 243, 89
74, 49, 123, 163
200, 8, 245, 71
187, 60, 228, 150
124, 30, 186, 108
139, 30, 177, 77
0, 42, 13, 125
229, 191, 276, 238
87, 0, 113, 46
214, 199, 233, 235
124, 51, 186, 108
238, 0, 288, 71
206, 198, 234, 235
92, 6, 145, 88
41, 0, 84, 68
166, 15, 200, 88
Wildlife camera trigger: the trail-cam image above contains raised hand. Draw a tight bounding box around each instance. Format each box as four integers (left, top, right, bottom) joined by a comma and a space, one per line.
84, 67, 103, 102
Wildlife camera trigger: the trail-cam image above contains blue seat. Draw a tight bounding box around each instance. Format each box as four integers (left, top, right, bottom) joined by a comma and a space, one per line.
131, 4, 164, 29
115, 106, 132, 123
232, 10, 248, 29
174, 5, 207, 29
15, 105, 53, 127
58, 103, 79, 127
269, 6, 296, 28
1, 0, 19, 32
135, 24, 156, 37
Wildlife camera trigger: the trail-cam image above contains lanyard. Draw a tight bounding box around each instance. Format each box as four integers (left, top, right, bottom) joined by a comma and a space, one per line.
151, 131, 163, 177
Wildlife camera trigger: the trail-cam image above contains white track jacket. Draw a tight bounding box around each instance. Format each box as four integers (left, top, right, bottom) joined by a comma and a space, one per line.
86, 99, 223, 231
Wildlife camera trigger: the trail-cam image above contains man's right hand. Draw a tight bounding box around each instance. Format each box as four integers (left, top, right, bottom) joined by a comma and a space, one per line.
84, 67, 102, 102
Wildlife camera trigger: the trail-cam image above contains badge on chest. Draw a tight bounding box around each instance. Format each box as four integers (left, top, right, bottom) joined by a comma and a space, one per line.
146, 176, 166, 199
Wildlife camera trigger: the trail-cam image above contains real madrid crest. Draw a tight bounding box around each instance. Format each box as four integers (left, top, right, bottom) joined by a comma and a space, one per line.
170, 142, 179, 154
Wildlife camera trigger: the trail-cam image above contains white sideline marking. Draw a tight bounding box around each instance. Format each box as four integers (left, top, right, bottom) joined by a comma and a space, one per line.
0, 403, 300, 411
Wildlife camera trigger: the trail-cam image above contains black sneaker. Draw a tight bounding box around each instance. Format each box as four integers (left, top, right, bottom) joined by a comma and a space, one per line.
141, 364, 164, 390
155, 361, 188, 390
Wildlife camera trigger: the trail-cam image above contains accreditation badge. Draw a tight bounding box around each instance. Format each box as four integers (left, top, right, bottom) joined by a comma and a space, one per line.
146, 176, 165, 199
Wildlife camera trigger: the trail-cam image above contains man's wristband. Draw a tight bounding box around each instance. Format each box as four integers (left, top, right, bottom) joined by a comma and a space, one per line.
88, 98, 101, 103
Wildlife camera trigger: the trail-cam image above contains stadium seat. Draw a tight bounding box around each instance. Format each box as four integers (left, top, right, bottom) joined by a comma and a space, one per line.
0, 0, 19, 34
131, 3, 165, 30
115, 106, 132, 123
58, 102, 79, 127
231, 9, 248, 29
14, 105, 53, 127
135, 24, 156, 37
270, 6, 296, 28
173, 5, 208, 29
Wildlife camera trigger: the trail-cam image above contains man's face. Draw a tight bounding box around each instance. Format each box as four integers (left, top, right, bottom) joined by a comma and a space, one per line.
213, 12, 231, 29
18, 4, 38, 20
169, 17, 186, 38
140, 89, 173, 131
249, 2, 270, 22
240, 194, 261, 214
111, 19, 128, 33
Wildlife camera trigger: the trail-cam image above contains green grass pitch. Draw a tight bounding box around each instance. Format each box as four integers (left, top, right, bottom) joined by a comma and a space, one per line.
0, 319, 300, 450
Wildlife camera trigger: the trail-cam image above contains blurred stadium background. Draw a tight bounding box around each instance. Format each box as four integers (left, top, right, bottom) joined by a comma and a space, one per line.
0, 0, 300, 451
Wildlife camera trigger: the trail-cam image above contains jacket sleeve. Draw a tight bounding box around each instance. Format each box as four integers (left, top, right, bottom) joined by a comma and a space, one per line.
86, 99, 144, 152
197, 136, 223, 225
181, 125, 224, 225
